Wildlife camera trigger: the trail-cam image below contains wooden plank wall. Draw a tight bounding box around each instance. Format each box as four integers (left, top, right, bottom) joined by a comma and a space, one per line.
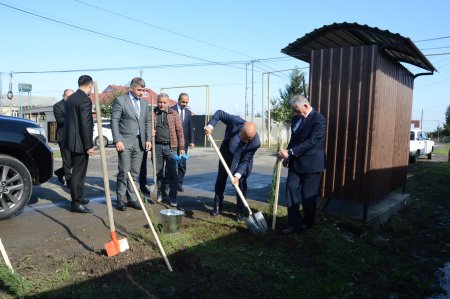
309, 45, 413, 203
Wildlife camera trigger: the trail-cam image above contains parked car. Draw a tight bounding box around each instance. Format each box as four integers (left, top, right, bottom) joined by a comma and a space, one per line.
409, 128, 434, 163
93, 121, 113, 147
0, 115, 53, 220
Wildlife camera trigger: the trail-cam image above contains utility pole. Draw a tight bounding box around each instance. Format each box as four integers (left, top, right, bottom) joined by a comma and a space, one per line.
251, 60, 254, 122
245, 63, 248, 117
420, 109, 423, 129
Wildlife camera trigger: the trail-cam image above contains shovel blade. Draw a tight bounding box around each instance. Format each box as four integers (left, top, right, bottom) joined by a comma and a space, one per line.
105, 241, 118, 257
253, 211, 268, 232
244, 214, 267, 236
149, 184, 158, 202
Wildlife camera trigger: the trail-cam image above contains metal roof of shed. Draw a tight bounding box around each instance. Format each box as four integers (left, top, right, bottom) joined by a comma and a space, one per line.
281, 22, 436, 72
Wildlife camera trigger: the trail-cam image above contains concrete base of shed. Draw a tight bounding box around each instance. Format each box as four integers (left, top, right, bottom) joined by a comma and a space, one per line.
320, 192, 411, 231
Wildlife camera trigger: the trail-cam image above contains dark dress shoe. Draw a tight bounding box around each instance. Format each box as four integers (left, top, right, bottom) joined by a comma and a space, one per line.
281, 226, 304, 235
177, 185, 184, 192
169, 198, 178, 207
80, 198, 90, 205
127, 201, 142, 210
71, 203, 93, 213
116, 204, 127, 211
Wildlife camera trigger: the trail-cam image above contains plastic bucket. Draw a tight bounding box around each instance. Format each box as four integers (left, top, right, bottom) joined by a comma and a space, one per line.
160, 209, 183, 233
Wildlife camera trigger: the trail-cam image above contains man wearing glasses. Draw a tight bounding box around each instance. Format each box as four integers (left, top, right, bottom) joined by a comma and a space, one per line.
204, 110, 260, 221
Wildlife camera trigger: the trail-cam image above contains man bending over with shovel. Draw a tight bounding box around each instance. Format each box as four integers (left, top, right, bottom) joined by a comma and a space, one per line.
204, 110, 260, 221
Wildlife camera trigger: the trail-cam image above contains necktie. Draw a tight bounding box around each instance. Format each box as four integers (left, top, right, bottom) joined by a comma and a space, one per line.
230, 143, 244, 173
180, 108, 184, 122
133, 98, 140, 117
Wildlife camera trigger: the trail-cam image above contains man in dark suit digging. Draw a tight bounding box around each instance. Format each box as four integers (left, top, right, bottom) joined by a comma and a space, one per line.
204, 110, 260, 221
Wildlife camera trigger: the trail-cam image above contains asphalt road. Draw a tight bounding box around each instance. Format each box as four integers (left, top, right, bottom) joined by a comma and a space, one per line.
0, 146, 286, 257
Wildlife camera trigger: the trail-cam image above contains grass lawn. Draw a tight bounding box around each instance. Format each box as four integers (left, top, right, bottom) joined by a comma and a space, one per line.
1, 160, 450, 298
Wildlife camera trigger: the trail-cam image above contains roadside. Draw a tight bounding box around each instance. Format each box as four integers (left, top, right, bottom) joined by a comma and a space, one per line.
0, 145, 449, 298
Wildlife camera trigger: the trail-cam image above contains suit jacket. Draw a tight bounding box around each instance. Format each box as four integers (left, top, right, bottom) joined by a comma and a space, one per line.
53, 99, 65, 143
208, 110, 260, 177
171, 104, 194, 147
63, 89, 94, 154
111, 93, 151, 149
287, 109, 326, 174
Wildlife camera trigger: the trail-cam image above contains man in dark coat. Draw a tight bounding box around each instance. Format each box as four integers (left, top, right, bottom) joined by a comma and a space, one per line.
204, 110, 260, 221
278, 95, 326, 234
53, 89, 73, 186
63, 75, 94, 213
170, 92, 195, 192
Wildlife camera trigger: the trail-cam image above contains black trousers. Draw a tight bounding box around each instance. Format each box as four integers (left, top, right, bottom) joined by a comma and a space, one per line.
139, 150, 148, 188
214, 149, 246, 212
176, 146, 189, 186
69, 152, 89, 204
286, 169, 322, 227
55, 141, 72, 181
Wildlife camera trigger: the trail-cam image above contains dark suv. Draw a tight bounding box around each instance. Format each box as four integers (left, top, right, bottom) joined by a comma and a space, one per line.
0, 115, 53, 220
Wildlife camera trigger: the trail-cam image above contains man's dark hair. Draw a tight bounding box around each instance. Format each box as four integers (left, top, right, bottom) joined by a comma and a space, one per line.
78, 75, 93, 87
178, 93, 189, 101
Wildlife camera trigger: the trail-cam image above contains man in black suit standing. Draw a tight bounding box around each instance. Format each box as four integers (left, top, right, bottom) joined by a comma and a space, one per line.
63, 75, 94, 213
170, 93, 195, 192
53, 88, 73, 186
204, 110, 260, 221
278, 95, 326, 234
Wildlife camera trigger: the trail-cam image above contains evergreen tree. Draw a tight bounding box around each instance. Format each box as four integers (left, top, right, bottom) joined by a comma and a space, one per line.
270, 69, 306, 125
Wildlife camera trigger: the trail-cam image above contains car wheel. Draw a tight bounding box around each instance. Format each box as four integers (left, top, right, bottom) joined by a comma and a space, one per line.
409, 151, 419, 163
427, 151, 432, 160
94, 136, 108, 147
0, 154, 32, 220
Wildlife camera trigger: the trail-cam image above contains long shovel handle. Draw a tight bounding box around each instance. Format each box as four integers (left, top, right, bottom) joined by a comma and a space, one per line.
93, 82, 115, 233
127, 172, 173, 272
150, 98, 157, 185
272, 159, 282, 230
207, 134, 253, 215
0, 238, 13, 272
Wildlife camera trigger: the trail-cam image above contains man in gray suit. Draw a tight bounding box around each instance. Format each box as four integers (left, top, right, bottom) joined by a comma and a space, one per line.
111, 77, 152, 211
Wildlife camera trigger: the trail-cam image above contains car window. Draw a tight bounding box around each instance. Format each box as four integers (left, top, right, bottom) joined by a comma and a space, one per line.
103, 123, 111, 129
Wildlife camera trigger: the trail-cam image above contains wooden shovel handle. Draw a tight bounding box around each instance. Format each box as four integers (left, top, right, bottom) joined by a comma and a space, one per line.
272, 159, 282, 230
127, 172, 173, 272
150, 98, 157, 184
207, 134, 252, 215
93, 82, 115, 233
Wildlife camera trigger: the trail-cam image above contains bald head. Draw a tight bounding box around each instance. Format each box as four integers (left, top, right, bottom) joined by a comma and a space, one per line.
241, 122, 257, 143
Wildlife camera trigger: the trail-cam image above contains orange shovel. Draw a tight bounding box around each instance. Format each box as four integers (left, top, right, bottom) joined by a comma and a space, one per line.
93, 82, 129, 256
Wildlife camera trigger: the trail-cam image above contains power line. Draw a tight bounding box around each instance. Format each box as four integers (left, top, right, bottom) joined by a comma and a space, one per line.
0, 1, 246, 71
420, 46, 450, 50
425, 52, 450, 57
414, 36, 450, 42
72, 0, 255, 59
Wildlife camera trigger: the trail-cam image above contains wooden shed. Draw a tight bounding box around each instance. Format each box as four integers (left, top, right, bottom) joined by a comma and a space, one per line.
282, 23, 436, 212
